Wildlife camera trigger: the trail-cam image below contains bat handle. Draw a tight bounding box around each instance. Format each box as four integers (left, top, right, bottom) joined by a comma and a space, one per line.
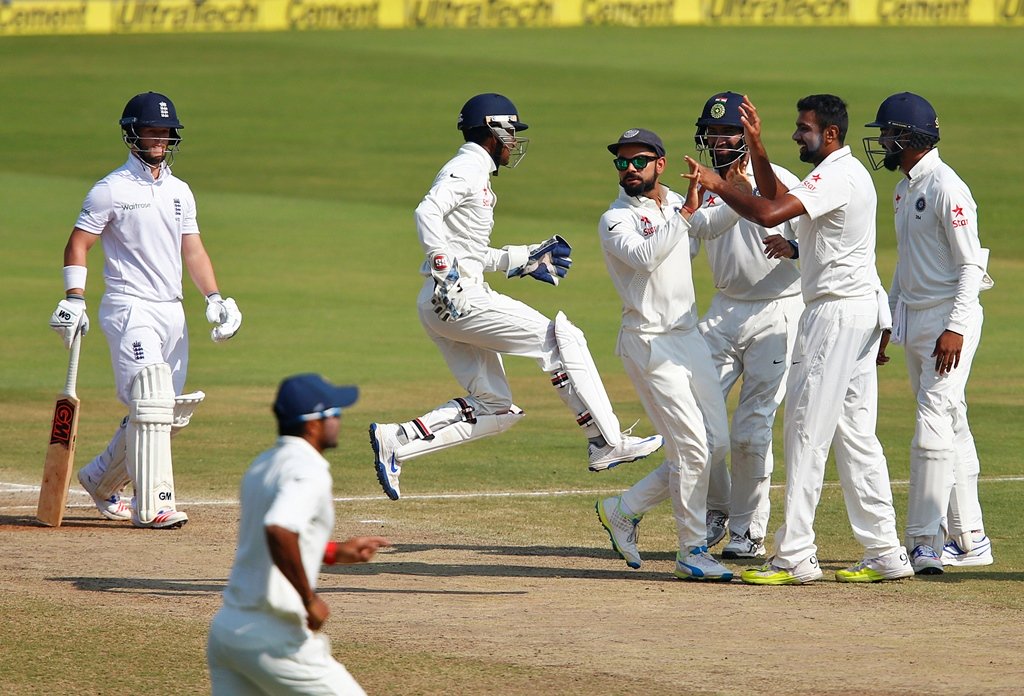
65, 327, 83, 399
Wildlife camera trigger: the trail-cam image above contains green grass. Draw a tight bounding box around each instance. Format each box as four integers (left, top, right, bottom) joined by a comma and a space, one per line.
1, 25, 1023, 694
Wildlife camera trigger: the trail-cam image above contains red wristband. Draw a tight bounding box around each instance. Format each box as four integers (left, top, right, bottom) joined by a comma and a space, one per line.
323, 541, 338, 565
681, 205, 696, 215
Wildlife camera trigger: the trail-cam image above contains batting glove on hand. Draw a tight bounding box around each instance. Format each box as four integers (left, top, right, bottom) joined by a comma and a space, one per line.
429, 256, 471, 322
49, 296, 89, 349
507, 235, 572, 286
205, 293, 242, 342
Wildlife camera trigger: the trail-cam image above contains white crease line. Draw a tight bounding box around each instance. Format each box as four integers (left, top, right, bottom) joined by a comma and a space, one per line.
2, 476, 1023, 511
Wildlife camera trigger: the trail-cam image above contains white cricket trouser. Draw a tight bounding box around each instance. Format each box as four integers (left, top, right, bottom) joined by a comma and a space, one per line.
699, 292, 803, 540
616, 329, 729, 552
208, 606, 366, 696
902, 299, 985, 545
773, 296, 902, 568
99, 292, 188, 404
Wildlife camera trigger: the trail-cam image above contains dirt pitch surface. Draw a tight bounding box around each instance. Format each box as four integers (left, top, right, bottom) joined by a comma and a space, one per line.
2, 489, 1023, 695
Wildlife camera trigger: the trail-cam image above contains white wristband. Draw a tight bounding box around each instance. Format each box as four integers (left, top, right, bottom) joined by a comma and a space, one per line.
63, 265, 87, 293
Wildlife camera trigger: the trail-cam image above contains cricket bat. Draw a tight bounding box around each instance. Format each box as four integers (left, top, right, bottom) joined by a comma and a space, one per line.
36, 328, 83, 527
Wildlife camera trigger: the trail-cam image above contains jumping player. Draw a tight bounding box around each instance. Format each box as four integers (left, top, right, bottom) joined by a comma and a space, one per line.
369, 93, 662, 500
49, 91, 241, 528
686, 94, 913, 584
865, 92, 995, 572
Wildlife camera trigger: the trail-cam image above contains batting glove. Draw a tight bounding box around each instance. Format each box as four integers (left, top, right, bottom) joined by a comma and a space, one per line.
49, 296, 89, 349
507, 235, 573, 286
205, 293, 242, 342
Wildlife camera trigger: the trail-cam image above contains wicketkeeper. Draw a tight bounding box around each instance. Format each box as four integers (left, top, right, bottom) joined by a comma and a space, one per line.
370, 93, 663, 500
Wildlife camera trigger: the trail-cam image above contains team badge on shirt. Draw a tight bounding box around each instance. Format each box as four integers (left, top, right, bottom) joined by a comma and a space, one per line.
915, 197, 926, 212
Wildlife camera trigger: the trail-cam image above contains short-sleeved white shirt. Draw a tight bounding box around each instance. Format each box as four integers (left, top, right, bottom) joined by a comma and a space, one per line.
890, 148, 986, 309
689, 161, 802, 301
221, 436, 335, 625
75, 155, 199, 301
788, 146, 880, 302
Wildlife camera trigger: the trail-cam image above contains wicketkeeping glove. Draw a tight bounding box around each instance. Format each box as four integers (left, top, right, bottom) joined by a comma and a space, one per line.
205, 293, 242, 342
430, 255, 471, 322
49, 296, 89, 349
507, 235, 572, 286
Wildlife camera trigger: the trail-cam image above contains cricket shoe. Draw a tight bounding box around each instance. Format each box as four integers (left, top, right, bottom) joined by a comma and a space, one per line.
941, 533, 994, 567
674, 546, 733, 581
370, 423, 402, 501
722, 530, 767, 559
596, 496, 642, 569
835, 548, 914, 583
131, 507, 188, 530
741, 555, 822, 585
910, 544, 944, 575
706, 509, 729, 548
77, 468, 131, 521
588, 434, 664, 472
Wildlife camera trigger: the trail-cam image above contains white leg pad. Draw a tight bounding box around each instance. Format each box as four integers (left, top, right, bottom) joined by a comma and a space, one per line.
553, 311, 620, 446
127, 364, 176, 524
172, 391, 206, 433
92, 420, 130, 499
395, 406, 524, 462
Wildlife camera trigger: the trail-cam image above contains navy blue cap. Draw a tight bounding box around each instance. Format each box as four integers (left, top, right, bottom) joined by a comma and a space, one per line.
607, 128, 665, 157
273, 374, 358, 426
696, 91, 745, 129
865, 92, 939, 140
120, 91, 184, 131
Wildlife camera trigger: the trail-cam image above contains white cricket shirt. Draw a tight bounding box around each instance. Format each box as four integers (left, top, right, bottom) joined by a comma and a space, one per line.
787, 146, 881, 302
600, 184, 707, 334
888, 148, 987, 317
75, 155, 199, 301
689, 161, 802, 301
222, 436, 335, 625
414, 142, 521, 281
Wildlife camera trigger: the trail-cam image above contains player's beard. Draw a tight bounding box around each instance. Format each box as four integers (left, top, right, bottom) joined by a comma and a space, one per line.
798, 134, 823, 163
621, 176, 655, 198
883, 151, 902, 171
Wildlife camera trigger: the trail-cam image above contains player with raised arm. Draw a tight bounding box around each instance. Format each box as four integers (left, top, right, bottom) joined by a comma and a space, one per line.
369, 93, 662, 501
865, 92, 995, 572
49, 91, 241, 529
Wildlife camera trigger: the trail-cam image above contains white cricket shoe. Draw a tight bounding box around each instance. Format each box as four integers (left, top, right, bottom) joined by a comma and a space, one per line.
77, 468, 131, 521
596, 496, 642, 569
674, 546, 733, 581
910, 544, 944, 575
835, 548, 914, 583
706, 509, 729, 548
370, 423, 403, 500
131, 506, 188, 530
588, 434, 663, 472
941, 533, 994, 567
722, 530, 767, 559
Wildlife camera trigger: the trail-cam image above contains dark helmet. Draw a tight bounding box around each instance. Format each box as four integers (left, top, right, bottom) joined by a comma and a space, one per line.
694, 91, 747, 169
457, 93, 529, 169
863, 92, 939, 171
119, 92, 183, 157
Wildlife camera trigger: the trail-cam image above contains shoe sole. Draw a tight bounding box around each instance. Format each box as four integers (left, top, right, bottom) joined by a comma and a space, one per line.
369, 424, 400, 501
673, 570, 733, 582
835, 570, 914, 583
914, 566, 944, 576
943, 556, 994, 567
595, 501, 641, 569
741, 572, 820, 585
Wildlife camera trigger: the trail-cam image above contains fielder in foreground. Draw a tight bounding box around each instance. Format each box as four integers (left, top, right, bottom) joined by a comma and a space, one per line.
865, 92, 995, 572
595, 128, 733, 581
370, 93, 662, 501
49, 91, 242, 529
687, 95, 913, 585
208, 374, 390, 695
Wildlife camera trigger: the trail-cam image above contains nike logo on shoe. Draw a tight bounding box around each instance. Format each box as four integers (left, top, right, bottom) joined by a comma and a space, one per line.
390, 460, 400, 474
773, 359, 784, 364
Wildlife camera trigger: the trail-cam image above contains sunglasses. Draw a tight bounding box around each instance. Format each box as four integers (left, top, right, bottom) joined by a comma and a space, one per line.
613, 155, 659, 171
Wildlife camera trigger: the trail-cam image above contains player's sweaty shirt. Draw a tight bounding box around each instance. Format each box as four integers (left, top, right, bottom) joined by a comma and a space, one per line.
689, 162, 803, 302
414, 142, 522, 281
787, 146, 883, 303
888, 148, 990, 333
75, 155, 199, 302
599, 184, 727, 335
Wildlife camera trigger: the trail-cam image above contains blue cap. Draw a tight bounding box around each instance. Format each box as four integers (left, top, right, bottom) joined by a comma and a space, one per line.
607, 128, 665, 157
865, 92, 939, 141
273, 374, 359, 426
120, 91, 184, 131
696, 91, 745, 129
